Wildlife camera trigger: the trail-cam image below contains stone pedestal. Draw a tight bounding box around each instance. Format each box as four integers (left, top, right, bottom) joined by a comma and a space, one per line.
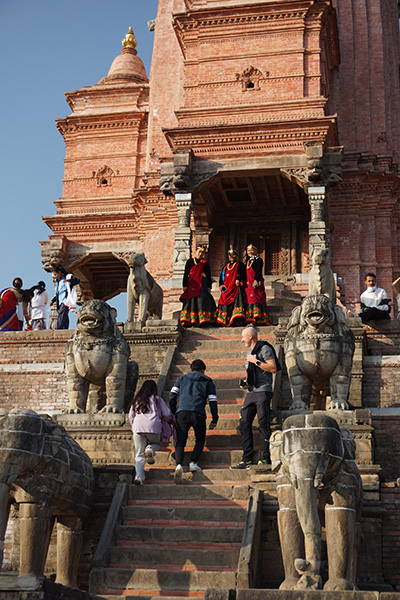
0, 574, 89, 599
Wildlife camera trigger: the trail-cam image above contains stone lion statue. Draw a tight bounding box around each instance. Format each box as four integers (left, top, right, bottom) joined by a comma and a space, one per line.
125, 252, 163, 331
65, 299, 139, 413
284, 294, 355, 411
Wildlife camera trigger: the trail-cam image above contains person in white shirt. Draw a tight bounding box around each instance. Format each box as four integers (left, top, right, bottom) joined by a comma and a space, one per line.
359, 273, 391, 323
30, 281, 49, 330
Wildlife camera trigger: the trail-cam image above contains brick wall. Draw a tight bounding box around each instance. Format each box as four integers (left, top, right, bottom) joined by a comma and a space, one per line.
381, 483, 400, 591
363, 357, 400, 408
0, 329, 180, 414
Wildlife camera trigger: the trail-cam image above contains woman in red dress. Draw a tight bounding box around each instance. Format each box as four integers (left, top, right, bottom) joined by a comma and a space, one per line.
179, 246, 216, 327
0, 286, 23, 331
244, 244, 272, 325
216, 248, 246, 327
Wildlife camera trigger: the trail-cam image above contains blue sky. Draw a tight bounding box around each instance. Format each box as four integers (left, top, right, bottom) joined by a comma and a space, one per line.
0, 0, 159, 323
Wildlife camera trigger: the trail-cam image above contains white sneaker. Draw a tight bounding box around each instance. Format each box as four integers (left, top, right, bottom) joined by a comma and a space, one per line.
174, 464, 183, 485
189, 462, 202, 473
145, 446, 155, 465
134, 476, 143, 486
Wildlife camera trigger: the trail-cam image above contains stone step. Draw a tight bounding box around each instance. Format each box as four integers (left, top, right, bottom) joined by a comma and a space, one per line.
92, 596, 205, 600
181, 325, 275, 338
128, 482, 249, 501
134, 464, 268, 483
166, 378, 246, 391
172, 362, 246, 374
170, 370, 245, 381
150, 434, 258, 452
203, 402, 243, 413
108, 544, 241, 569
117, 525, 244, 546
94, 567, 236, 594
176, 351, 246, 363
121, 503, 247, 524
135, 449, 245, 470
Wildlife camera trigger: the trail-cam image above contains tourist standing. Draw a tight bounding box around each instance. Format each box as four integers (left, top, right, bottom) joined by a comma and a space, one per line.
179, 246, 216, 327
30, 281, 49, 330
0, 278, 23, 331
244, 244, 272, 325
216, 248, 246, 327
169, 359, 218, 483
231, 326, 277, 469
50, 266, 80, 329
128, 380, 173, 486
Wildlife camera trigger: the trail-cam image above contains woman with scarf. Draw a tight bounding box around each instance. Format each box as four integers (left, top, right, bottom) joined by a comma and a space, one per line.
244, 244, 272, 325
179, 246, 216, 327
216, 248, 246, 327
0, 282, 23, 331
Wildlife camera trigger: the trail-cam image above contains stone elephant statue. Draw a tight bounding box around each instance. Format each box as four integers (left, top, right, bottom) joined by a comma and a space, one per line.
0, 408, 94, 589
65, 299, 139, 413
270, 412, 363, 591
125, 252, 163, 331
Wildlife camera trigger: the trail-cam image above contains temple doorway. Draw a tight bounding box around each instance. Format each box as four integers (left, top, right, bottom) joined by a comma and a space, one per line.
194, 170, 310, 278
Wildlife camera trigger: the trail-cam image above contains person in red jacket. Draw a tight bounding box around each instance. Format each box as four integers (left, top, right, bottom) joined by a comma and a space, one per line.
179, 246, 216, 327
216, 248, 246, 326
244, 244, 272, 325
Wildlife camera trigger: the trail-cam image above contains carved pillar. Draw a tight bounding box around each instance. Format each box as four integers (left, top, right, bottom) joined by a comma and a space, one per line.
172, 193, 192, 283
308, 186, 328, 265
194, 228, 213, 251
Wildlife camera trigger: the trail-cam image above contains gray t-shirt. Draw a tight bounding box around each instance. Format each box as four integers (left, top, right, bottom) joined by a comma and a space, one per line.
245, 344, 275, 392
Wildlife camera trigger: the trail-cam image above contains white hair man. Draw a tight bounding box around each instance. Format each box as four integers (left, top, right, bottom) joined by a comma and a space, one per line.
231, 325, 277, 469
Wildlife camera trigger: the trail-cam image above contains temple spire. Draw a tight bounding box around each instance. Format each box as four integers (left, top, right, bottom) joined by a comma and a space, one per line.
122, 26, 137, 51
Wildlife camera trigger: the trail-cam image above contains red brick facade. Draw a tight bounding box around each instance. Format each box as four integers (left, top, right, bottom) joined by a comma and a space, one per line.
39, 0, 400, 315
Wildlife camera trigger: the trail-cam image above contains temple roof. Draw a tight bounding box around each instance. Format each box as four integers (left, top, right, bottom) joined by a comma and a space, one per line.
98, 27, 148, 84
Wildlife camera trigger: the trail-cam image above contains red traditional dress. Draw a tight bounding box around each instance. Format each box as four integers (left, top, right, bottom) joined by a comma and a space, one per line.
244, 256, 272, 325
0, 288, 22, 331
179, 258, 216, 326
216, 261, 246, 326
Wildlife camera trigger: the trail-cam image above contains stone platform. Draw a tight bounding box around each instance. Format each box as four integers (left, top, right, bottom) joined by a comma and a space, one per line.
206, 589, 400, 600
0, 573, 89, 599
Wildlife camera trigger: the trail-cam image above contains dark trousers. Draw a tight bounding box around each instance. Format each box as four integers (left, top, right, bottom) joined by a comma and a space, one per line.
175, 410, 207, 466
360, 307, 390, 323
239, 391, 272, 462
56, 304, 70, 329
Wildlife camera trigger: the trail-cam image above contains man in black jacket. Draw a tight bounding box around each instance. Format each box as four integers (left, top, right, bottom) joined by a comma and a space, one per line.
231, 325, 277, 469
169, 359, 218, 484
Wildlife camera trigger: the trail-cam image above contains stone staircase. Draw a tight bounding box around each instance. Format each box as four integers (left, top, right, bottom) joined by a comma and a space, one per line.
90, 326, 276, 599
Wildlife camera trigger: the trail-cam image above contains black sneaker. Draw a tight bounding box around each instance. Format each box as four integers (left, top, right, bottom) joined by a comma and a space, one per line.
258, 459, 271, 466
230, 460, 253, 470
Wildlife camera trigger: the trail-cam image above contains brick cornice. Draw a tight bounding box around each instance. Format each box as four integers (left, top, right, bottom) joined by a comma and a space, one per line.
163, 116, 338, 156
175, 98, 327, 128
174, 0, 334, 52
56, 113, 146, 137
65, 84, 149, 111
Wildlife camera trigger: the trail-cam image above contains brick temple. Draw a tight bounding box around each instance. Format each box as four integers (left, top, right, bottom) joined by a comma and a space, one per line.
1, 2, 398, 596
40, 0, 400, 314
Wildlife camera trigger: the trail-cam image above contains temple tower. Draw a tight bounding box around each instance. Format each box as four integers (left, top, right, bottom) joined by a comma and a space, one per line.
41, 28, 151, 301
42, 2, 400, 313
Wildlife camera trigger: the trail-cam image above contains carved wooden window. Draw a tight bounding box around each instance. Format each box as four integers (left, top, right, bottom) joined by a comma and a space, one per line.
266, 235, 281, 275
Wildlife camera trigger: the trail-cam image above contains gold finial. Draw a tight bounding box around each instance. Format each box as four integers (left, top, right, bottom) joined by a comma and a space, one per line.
122, 26, 137, 49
